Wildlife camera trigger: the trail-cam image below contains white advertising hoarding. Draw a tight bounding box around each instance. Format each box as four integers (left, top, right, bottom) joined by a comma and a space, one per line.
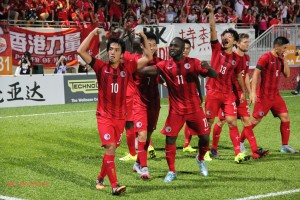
0, 75, 65, 107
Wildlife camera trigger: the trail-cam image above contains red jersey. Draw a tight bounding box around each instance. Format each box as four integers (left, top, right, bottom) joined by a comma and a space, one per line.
91, 58, 137, 119
123, 51, 138, 97
215, 13, 226, 23
206, 41, 242, 93
134, 56, 161, 109
233, 53, 250, 93
156, 57, 208, 115
256, 52, 284, 99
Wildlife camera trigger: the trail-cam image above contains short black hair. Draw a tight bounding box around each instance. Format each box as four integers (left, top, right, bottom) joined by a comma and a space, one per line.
221, 28, 239, 42
273, 36, 289, 47
183, 39, 191, 46
107, 38, 126, 54
141, 31, 158, 44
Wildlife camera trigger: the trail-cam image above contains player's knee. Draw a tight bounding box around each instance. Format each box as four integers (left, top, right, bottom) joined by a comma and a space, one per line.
279, 114, 290, 122
198, 134, 210, 143
166, 136, 177, 145
104, 143, 117, 154
137, 131, 147, 142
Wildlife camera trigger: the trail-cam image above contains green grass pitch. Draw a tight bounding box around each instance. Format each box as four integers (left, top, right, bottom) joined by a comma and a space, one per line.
0, 91, 299, 200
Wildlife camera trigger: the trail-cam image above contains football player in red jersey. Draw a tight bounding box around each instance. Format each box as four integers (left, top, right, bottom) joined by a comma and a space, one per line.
205, 4, 251, 163
138, 37, 217, 182
251, 36, 299, 154
77, 28, 152, 195
210, 33, 269, 159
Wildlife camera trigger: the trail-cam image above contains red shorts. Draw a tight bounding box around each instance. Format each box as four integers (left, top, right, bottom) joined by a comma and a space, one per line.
237, 100, 250, 118
134, 105, 160, 133
161, 109, 209, 137
205, 90, 237, 118
109, 6, 122, 19
126, 95, 134, 121
252, 95, 288, 119
96, 114, 126, 147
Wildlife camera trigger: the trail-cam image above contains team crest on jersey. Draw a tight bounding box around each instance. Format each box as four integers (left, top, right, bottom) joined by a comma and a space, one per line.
246, 61, 249, 66
120, 71, 126, 77
206, 110, 212, 116
232, 60, 236, 65
184, 63, 191, 69
165, 126, 172, 133
259, 111, 264, 117
104, 133, 111, 140
136, 121, 142, 128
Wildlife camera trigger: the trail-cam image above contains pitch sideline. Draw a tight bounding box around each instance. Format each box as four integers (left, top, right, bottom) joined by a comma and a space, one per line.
0, 195, 26, 200
233, 188, 300, 200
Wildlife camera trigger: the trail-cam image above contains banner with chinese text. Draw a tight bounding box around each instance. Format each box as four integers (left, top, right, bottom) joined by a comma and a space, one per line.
0, 75, 65, 107
135, 24, 236, 61
9, 25, 100, 68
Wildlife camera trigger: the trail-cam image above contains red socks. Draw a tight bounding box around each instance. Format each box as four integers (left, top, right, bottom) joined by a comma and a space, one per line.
137, 141, 148, 167
165, 144, 176, 172
103, 154, 118, 188
242, 125, 258, 153
212, 123, 222, 149
229, 126, 241, 155
183, 126, 192, 148
280, 121, 290, 145
126, 128, 136, 156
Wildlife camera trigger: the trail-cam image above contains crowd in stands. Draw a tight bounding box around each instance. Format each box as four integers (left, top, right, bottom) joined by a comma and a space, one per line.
1, 0, 300, 37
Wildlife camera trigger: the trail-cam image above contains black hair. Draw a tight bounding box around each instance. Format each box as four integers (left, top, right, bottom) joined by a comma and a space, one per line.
221, 28, 239, 42
273, 36, 289, 47
183, 39, 191, 46
24, 51, 31, 58
238, 33, 249, 42
107, 38, 126, 54
141, 31, 158, 44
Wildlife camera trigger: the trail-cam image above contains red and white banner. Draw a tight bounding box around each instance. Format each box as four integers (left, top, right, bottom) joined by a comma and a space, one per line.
0, 23, 13, 75
9, 25, 99, 68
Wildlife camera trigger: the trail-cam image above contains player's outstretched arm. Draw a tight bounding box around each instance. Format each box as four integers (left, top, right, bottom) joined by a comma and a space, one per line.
136, 31, 153, 69
201, 61, 217, 78
137, 65, 158, 75
250, 68, 261, 104
207, 4, 217, 41
77, 28, 102, 65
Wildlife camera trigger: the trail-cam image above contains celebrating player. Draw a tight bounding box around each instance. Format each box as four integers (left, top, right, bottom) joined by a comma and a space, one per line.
77, 27, 152, 195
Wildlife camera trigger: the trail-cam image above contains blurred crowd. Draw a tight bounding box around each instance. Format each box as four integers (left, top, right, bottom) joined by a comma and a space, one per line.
1, 0, 300, 36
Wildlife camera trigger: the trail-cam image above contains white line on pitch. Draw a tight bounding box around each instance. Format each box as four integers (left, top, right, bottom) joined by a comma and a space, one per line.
0, 195, 26, 200
0, 110, 95, 119
233, 188, 300, 200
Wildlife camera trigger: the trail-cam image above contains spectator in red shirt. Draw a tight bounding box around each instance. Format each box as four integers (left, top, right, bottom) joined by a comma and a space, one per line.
71, 6, 86, 28
269, 13, 281, 27
109, 0, 123, 26
215, 7, 226, 23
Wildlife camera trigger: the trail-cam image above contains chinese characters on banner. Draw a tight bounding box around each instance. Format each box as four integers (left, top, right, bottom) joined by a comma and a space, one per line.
0, 76, 65, 107
135, 23, 235, 60
9, 25, 99, 68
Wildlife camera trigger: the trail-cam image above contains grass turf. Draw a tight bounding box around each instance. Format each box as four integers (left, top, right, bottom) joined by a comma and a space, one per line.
0, 91, 299, 200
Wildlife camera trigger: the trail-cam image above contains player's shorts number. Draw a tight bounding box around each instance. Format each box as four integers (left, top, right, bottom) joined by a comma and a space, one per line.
220, 65, 227, 75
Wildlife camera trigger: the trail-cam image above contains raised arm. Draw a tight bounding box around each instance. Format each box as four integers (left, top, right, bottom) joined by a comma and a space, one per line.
136, 31, 153, 69
207, 4, 217, 41
77, 28, 101, 64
